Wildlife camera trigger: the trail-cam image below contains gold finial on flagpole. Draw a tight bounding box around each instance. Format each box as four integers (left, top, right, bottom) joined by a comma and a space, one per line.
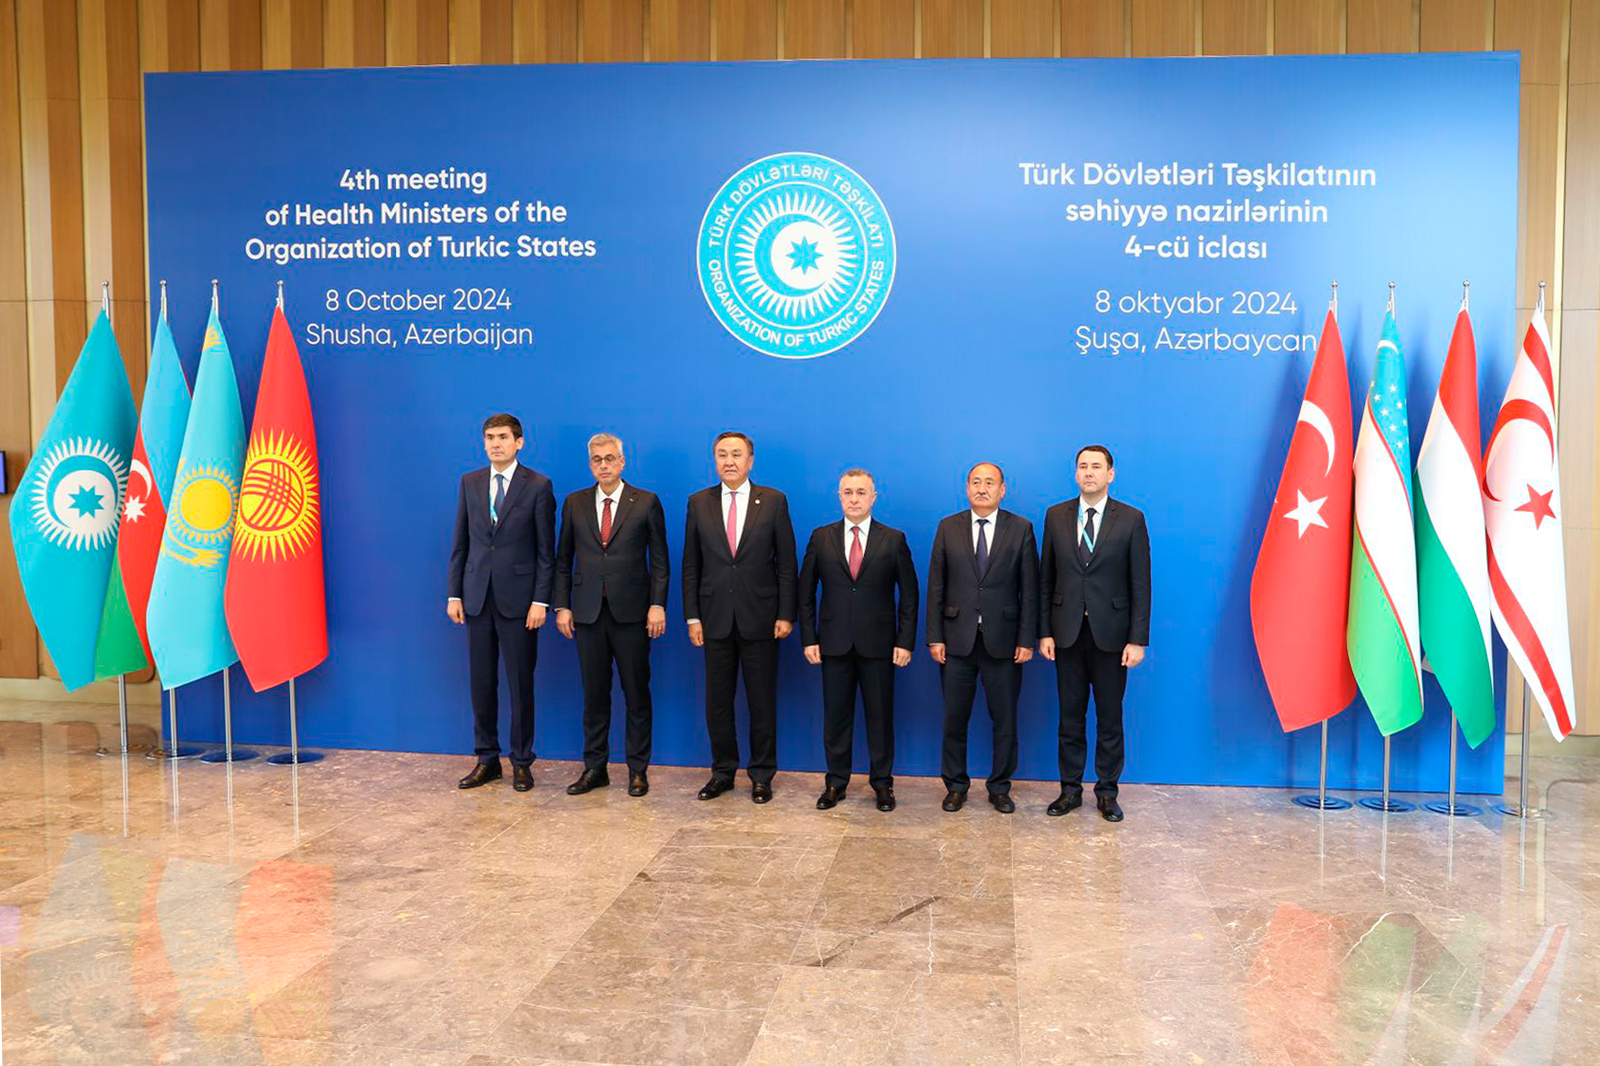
211, 279, 220, 314
1329, 280, 1338, 316
1387, 282, 1396, 315
160, 279, 168, 319
276, 279, 284, 310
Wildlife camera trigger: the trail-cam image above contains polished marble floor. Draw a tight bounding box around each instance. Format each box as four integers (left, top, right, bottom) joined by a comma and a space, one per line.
2, 715, 1598, 1066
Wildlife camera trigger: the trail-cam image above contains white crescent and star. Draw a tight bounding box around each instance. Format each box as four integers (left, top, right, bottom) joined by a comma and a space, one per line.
1282, 491, 1329, 538
124, 458, 152, 522
1294, 400, 1337, 477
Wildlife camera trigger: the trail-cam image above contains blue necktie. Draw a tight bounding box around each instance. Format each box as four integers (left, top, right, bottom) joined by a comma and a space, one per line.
492, 473, 506, 525
975, 517, 989, 577
1079, 506, 1096, 567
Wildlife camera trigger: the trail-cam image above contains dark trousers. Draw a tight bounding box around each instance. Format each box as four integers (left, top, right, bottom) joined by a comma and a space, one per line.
940, 635, 1020, 796
467, 601, 538, 766
1055, 625, 1127, 799
704, 631, 779, 785
821, 651, 895, 790
574, 600, 653, 773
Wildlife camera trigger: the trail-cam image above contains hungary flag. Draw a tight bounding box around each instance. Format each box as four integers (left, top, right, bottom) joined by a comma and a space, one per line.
1415, 306, 1495, 748
1347, 311, 1423, 736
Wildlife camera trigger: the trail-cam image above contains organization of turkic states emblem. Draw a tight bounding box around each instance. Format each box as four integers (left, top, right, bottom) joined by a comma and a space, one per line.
234, 430, 320, 563
27, 437, 127, 551
697, 152, 896, 359
163, 460, 239, 569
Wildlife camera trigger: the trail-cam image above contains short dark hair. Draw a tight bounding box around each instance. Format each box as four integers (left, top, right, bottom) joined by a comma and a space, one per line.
1076, 444, 1114, 468
483, 413, 524, 439
966, 461, 1005, 484
714, 430, 754, 453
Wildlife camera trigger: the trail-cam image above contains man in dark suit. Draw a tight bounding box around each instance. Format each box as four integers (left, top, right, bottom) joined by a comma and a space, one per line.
926, 462, 1038, 814
1038, 445, 1151, 822
553, 432, 670, 798
446, 413, 555, 792
682, 430, 798, 803
799, 469, 919, 812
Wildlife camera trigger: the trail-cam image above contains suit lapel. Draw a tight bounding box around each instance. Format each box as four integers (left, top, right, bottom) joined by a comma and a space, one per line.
707, 486, 734, 562
835, 521, 856, 578
960, 512, 981, 577
1086, 499, 1117, 572
472, 469, 491, 532
1067, 499, 1090, 573
493, 466, 528, 535
858, 521, 883, 575
602, 485, 637, 544
734, 484, 764, 560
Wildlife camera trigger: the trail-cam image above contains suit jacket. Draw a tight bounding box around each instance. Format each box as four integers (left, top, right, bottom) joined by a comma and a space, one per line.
1039, 497, 1151, 652
798, 519, 919, 658
925, 509, 1039, 658
552, 483, 670, 625
447, 465, 556, 618
681, 482, 798, 641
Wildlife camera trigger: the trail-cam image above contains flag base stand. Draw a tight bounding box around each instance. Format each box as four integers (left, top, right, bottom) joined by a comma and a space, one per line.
150, 687, 202, 759
1495, 688, 1552, 820
152, 746, 205, 760
1424, 800, 1482, 816
266, 750, 324, 765
200, 749, 260, 763
1291, 721, 1352, 809
1493, 802, 1552, 820
1358, 796, 1416, 813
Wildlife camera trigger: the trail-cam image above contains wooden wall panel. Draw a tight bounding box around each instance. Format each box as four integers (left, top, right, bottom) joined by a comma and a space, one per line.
514, 0, 579, 61
1347, 0, 1415, 52
652, 0, 711, 59
920, 0, 984, 56
200, 0, 263, 70
580, 0, 644, 60
140, 0, 202, 71
992, 0, 1057, 57
0, 0, 36, 679
1062, 0, 1125, 56
1418, 0, 1489, 53
1203, 0, 1268, 54
1515, 87, 1562, 330
853, 0, 914, 58
1495, 0, 1565, 85
1575, 0, 1600, 84
324, 0, 385, 66
1275, 0, 1342, 54
1569, 84, 1600, 310
387, 0, 450, 65
264, 0, 325, 69
450, 0, 515, 64
787, 0, 847, 58
1132, 0, 1196, 56
715, 0, 778, 58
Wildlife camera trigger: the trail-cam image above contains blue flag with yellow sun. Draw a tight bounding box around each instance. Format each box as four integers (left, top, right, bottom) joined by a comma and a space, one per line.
146, 306, 245, 688
8, 311, 137, 690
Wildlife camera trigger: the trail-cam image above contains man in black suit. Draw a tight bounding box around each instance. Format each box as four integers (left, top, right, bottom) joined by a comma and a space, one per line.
1038, 445, 1151, 822
926, 462, 1038, 814
799, 469, 919, 813
446, 413, 555, 792
553, 432, 670, 798
682, 430, 798, 803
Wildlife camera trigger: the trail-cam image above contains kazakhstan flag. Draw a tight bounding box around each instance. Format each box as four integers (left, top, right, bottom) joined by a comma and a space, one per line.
146, 306, 246, 688
8, 311, 136, 690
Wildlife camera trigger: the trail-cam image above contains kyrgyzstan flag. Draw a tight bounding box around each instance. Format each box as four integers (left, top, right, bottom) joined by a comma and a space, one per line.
1483, 307, 1576, 739
224, 306, 327, 691
1250, 307, 1358, 731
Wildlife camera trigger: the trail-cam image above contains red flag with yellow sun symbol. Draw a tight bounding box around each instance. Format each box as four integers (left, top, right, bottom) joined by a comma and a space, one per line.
224, 306, 327, 691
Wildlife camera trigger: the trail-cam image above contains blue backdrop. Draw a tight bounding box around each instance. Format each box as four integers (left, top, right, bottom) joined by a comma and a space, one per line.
144, 53, 1519, 792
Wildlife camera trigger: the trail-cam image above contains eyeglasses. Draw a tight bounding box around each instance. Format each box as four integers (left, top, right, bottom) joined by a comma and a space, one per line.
590, 454, 621, 465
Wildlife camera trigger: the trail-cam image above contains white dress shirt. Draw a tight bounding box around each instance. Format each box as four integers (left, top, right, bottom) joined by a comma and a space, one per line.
596, 481, 625, 532
687, 480, 753, 627
844, 515, 872, 559
1078, 495, 1109, 548
970, 508, 999, 553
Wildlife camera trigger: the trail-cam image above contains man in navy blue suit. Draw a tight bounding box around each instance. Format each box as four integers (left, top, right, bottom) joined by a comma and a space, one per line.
447, 413, 555, 792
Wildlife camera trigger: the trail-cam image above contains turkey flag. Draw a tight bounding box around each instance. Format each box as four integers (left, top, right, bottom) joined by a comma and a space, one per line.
1250, 309, 1358, 731
224, 306, 327, 691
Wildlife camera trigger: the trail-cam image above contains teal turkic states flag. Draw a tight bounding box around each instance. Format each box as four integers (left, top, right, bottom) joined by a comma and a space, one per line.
8, 311, 137, 690
1347, 311, 1424, 736
145, 307, 246, 688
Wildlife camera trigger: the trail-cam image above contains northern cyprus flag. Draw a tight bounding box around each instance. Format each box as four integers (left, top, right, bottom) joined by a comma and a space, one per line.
1415, 306, 1495, 747
1483, 308, 1576, 740
1348, 311, 1423, 736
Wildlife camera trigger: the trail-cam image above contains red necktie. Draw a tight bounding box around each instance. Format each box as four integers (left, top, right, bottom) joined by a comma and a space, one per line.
600, 496, 613, 546
848, 525, 863, 579
726, 490, 739, 555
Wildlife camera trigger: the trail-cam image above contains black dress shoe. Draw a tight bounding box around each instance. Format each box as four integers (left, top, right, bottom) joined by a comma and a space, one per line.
566, 768, 611, 795
989, 792, 1016, 814
752, 782, 773, 804
1097, 797, 1124, 822
698, 777, 734, 801
458, 761, 502, 789
874, 787, 896, 812
628, 771, 649, 797
942, 790, 966, 812
1047, 791, 1083, 817
816, 785, 845, 810
513, 764, 534, 792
